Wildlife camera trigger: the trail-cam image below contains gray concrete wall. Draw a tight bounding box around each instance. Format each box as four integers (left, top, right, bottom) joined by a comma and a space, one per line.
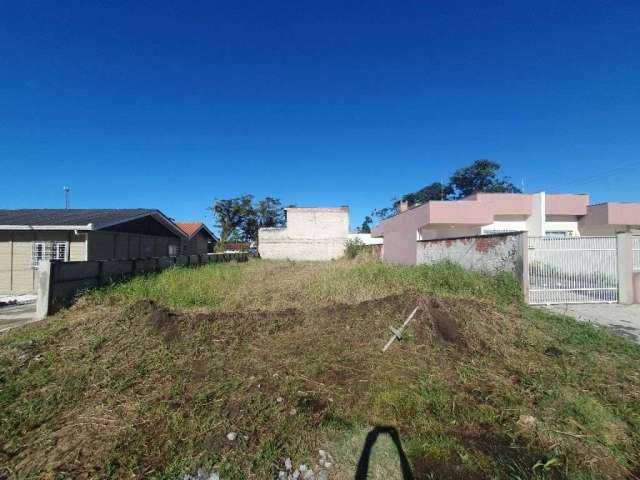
417, 232, 525, 275
259, 207, 349, 261
36, 252, 248, 318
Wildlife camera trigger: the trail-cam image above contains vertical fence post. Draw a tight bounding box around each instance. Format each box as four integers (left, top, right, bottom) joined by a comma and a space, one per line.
617, 233, 634, 304
520, 232, 529, 303
36, 260, 52, 320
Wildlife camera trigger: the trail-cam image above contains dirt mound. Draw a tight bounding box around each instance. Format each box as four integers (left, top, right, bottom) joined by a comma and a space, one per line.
128, 300, 182, 343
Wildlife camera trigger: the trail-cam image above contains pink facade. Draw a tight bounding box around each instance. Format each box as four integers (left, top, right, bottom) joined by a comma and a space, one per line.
372, 192, 640, 265
580, 203, 640, 229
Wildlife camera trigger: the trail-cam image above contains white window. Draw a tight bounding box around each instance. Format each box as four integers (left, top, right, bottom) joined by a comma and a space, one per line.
32, 241, 68, 269
168, 244, 179, 256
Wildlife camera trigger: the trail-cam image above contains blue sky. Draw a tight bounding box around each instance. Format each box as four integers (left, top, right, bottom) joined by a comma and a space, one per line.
1, 1, 639, 231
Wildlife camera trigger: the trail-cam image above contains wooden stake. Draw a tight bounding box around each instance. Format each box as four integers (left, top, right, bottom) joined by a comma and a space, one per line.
382, 306, 419, 352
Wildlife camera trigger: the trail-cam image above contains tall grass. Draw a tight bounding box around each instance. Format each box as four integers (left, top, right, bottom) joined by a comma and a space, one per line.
88, 258, 522, 311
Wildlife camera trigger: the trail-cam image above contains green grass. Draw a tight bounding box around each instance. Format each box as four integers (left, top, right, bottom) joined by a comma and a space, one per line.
88, 258, 522, 310
1, 258, 639, 479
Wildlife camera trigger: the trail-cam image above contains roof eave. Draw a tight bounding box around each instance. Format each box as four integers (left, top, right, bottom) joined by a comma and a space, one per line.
0, 224, 93, 231
94, 211, 187, 238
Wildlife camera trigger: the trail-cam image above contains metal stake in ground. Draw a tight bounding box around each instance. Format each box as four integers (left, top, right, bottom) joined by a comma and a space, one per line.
382, 306, 419, 352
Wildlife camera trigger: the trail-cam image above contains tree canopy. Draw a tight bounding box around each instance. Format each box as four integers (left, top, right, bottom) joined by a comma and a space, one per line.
209, 195, 285, 242
368, 159, 520, 222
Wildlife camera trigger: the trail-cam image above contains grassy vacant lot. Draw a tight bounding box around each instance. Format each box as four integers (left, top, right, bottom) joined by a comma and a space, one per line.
1, 259, 639, 479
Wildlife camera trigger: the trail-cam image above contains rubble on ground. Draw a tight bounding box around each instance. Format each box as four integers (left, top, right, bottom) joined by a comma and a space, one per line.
278, 450, 334, 480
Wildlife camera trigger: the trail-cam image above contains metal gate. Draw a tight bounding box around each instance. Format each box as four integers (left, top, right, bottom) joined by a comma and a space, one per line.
528, 236, 618, 304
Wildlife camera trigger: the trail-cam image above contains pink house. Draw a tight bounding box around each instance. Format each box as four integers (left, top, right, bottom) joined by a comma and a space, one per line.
372, 192, 640, 264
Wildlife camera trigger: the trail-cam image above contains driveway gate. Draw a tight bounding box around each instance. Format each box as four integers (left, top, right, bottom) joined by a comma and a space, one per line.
527, 236, 618, 304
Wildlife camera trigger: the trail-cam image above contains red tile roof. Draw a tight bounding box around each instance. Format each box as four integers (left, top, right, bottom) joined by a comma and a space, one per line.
175, 222, 205, 238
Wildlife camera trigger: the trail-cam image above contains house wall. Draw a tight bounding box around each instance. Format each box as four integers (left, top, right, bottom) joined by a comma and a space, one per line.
0, 230, 87, 294
183, 231, 211, 255
545, 215, 580, 236
87, 231, 179, 260
480, 215, 528, 234
259, 207, 349, 261
419, 225, 482, 240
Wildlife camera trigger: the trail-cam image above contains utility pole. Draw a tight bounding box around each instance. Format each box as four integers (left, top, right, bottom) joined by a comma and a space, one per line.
63, 186, 70, 209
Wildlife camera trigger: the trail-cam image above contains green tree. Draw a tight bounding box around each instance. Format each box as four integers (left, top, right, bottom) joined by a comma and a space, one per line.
374, 160, 520, 215
448, 159, 520, 199
210, 195, 285, 243
209, 195, 254, 242
401, 181, 453, 207
241, 197, 285, 241
357, 215, 373, 233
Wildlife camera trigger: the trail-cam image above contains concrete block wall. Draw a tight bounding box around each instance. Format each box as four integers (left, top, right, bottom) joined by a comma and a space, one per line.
37, 252, 248, 318
259, 207, 350, 261
417, 232, 525, 275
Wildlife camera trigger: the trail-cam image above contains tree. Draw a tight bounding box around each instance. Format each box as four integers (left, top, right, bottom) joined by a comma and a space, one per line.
371, 207, 394, 221
448, 159, 520, 199
240, 197, 285, 241
373, 159, 520, 215
209, 195, 254, 242
357, 215, 373, 233
401, 181, 453, 207
256, 197, 284, 228
209, 195, 285, 243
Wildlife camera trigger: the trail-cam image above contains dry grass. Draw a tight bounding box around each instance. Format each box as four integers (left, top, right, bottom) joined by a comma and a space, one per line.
1, 259, 639, 479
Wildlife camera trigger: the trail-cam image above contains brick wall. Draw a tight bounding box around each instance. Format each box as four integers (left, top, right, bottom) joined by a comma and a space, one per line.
416, 232, 526, 275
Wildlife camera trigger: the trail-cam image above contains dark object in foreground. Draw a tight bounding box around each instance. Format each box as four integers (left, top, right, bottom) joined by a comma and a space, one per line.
355, 426, 414, 480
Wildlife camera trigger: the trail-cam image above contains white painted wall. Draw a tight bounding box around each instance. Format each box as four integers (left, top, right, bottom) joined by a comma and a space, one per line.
259, 208, 350, 261
545, 215, 580, 236
481, 215, 528, 234
348, 233, 383, 245
526, 192, 545, 235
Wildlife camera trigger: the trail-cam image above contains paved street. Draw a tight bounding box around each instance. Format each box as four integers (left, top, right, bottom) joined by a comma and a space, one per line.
544, 303, 640, 343
0, 302, 38, 334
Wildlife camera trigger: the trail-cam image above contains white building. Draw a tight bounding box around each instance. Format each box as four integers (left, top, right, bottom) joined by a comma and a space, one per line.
258, 207, 350, 261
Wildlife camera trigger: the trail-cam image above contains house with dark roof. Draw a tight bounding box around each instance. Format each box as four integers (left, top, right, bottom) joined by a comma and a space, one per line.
175, 222, 218, 255
0, 209, 186, 294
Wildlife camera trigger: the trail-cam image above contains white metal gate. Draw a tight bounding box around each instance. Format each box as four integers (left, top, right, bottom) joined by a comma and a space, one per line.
528, 236, 618, 304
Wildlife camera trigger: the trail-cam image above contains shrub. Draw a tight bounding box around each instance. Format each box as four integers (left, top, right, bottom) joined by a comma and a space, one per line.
343, 238, 366, 259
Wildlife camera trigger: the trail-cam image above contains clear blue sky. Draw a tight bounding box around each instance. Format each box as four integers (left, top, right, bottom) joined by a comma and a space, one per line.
2, 1, 639, 231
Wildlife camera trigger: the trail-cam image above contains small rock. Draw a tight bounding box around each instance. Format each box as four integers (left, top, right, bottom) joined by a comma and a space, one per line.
299, 465, 308, 472
278, 471, 287, 480
317, 472, 328, 480
517, 415, 537, 429
285, 458, 293, 470
289, 407, 297, 416
226, 432, 237, 441
318, 449, 326, 458
323, 462, 332, 469
277, 396, 284, 403
292, 470, 300, 479
302, 469, 314, 480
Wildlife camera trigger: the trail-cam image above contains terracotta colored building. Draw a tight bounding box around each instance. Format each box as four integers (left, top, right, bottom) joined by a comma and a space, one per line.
175, 222, 218, 255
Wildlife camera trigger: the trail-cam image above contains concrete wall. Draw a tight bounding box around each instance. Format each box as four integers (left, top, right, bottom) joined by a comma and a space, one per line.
37, 252, 248, 317
259, 207, 349, 261
0, 230, 87, 295
417, 232, 526, 275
